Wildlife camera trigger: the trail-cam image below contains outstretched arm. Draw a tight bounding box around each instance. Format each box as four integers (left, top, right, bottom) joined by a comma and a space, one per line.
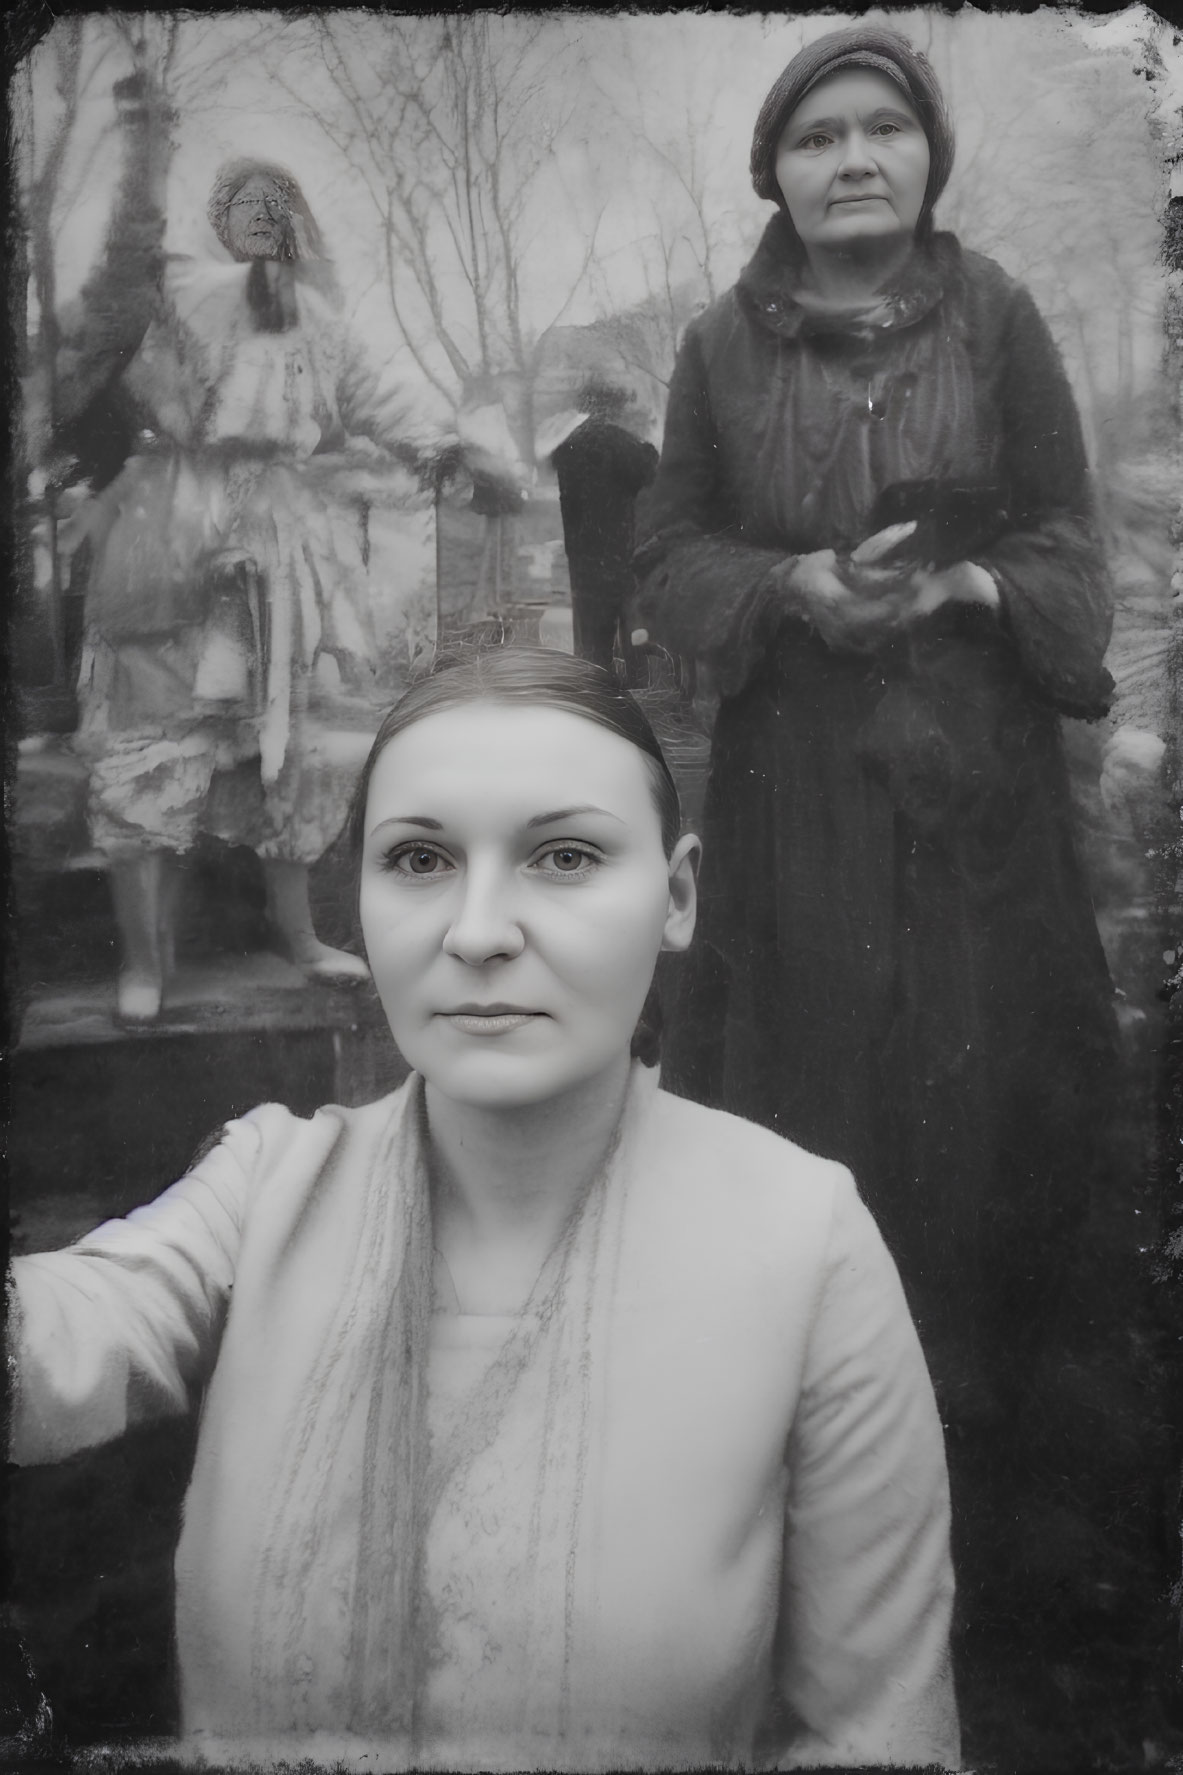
335, 345, 529, 509
8, 1110, 279, 1466
334, 334, 461, 485
772, 1175, 960, 1769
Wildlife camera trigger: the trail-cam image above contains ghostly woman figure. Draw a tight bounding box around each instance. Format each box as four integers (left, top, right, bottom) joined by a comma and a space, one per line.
59, 152, 464, 1020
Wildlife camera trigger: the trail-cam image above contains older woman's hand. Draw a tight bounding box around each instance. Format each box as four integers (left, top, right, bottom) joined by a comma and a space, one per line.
772, 549, 917, 651
906, 560, 1001, 618
849, 527, 1001, 623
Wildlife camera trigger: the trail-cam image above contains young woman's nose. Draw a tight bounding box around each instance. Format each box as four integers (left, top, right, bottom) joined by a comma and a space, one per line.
441, 864, 526, 965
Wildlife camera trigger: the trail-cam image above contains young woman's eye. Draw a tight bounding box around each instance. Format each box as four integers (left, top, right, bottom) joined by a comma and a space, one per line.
382, 842, 453, 878
533, 844, 600, 879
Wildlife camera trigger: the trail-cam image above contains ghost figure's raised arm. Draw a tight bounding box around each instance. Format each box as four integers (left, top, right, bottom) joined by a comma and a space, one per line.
334, 333, 461, 480
50, 81, 172, 446
334, 337, 531, 513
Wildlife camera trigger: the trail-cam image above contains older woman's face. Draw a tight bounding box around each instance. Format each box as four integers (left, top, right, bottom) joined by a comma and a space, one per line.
775, 69, 930, 255
359, 703, 698, 1112
223, 172, 290, 261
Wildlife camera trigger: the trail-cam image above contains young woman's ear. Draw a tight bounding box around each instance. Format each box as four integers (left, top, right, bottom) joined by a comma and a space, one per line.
661, 833, 701, 953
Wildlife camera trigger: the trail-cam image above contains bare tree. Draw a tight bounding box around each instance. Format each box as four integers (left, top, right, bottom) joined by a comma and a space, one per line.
16, 19, 123, 689
933, 17, 1161, 470
575, 282, 705, 408
21, 21, 85, 375
580, 16, 776, 403
263, 14, 605, 460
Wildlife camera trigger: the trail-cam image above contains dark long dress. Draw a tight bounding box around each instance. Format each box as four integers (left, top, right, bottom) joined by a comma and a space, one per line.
635, 217, 1118, 1429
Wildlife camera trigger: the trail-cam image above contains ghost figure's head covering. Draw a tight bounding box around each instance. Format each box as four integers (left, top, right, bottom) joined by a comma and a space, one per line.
749, 25, 955, 240
207, 157, 327, 263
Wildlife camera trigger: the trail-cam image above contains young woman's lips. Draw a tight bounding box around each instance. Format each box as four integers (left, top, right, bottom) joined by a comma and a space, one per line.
440, 1009, 543, 1036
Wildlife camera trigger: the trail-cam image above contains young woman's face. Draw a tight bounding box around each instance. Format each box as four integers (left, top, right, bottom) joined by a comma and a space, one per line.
359, 703, 698, 1112
775, 69, 930, 254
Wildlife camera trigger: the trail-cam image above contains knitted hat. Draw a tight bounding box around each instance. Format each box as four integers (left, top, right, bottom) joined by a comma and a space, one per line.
207, 158, 327, 262
750, 26, 954, 237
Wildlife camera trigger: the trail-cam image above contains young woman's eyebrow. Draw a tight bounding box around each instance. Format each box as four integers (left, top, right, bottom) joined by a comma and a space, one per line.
367, 814, 444, 837
526, 805, 625, 829
365, 808, 626, 839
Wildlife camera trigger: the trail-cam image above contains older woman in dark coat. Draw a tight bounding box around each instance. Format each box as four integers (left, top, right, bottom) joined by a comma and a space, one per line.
635, 19, 1119, 1702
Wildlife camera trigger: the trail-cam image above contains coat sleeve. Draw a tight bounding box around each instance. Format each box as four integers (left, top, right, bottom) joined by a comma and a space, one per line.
774, 1173, 960, 1770
978, 282, 1114, 717
7, 1107, 290, 1466
633, 324, 789, 697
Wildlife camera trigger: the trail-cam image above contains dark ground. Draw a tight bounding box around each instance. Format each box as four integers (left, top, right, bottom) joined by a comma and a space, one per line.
4, 709, 1182, 1775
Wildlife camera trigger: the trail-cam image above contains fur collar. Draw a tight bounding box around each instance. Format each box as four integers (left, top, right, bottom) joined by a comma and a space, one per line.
736, 213, 961, 341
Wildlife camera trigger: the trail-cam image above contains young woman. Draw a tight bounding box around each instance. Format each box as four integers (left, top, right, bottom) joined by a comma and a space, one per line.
10, 648, 958, 1771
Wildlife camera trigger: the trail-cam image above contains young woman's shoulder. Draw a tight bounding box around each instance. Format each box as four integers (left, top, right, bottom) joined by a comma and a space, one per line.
639, 1090, 887, 1330
268, 1079, 409, 1136
650, 1086, 856, 1223
654, 1084, 842, 1168
201, 1079, 415, 1198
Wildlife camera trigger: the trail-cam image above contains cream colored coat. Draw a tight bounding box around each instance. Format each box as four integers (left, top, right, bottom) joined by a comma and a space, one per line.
11, 1069, 959, 1770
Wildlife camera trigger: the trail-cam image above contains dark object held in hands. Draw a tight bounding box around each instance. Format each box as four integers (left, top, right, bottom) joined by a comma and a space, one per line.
863, 480, 1011, 572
